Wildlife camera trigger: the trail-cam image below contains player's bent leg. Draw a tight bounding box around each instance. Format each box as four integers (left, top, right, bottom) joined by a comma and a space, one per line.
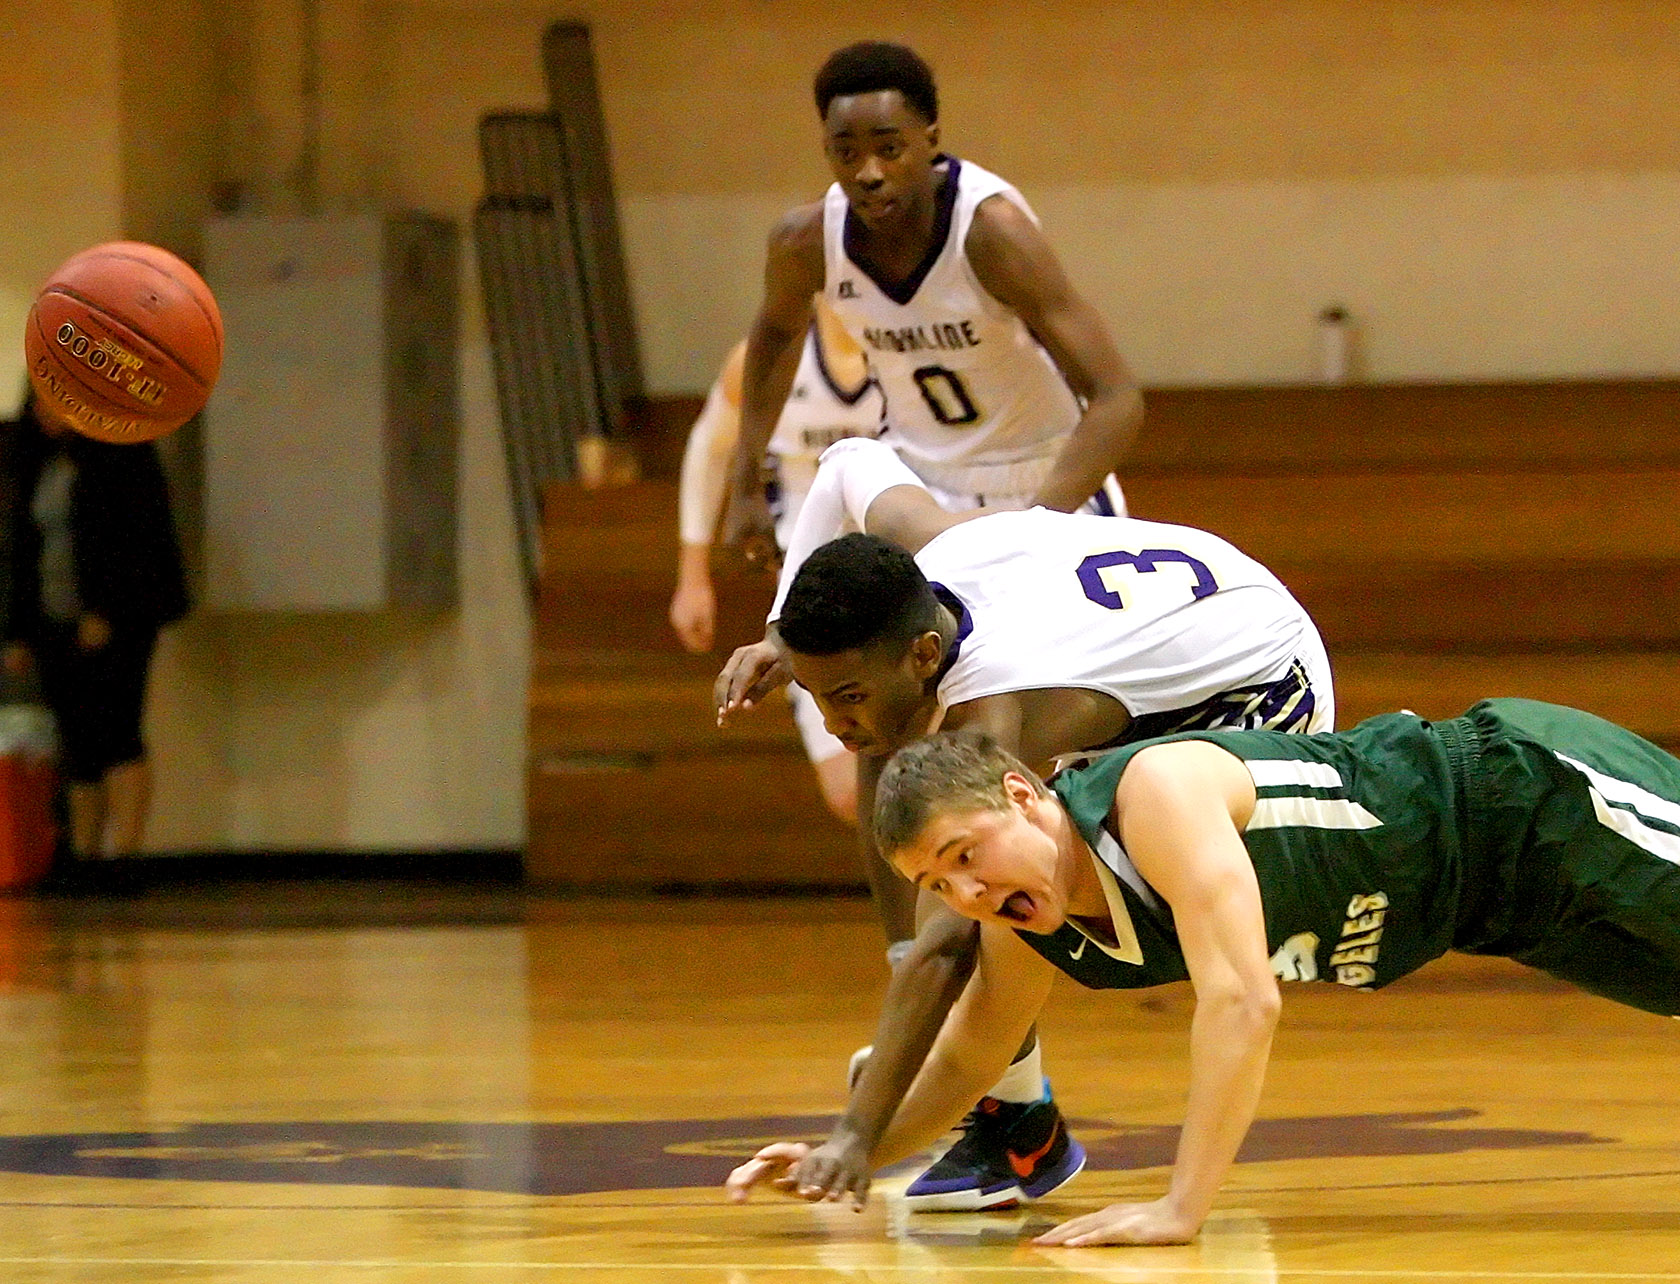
1477, 699, 1680, 1017
788, 685, 858, 825
1440, 699, 1680, 1017
1515, 917, 1680, 1017
811, 751, 858, 825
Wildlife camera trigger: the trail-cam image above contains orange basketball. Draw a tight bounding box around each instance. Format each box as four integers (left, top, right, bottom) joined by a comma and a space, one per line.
23, 241, 223, 444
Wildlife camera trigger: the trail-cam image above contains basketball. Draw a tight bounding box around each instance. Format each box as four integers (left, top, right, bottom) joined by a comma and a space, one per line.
23, 241, 223, 444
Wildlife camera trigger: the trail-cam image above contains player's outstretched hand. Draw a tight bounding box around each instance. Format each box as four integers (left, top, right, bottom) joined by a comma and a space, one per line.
715, 639, 791, 725
725, 1142, 813, 1203
1032, 1198, 1200, 1247
787, 1137, 873, 1209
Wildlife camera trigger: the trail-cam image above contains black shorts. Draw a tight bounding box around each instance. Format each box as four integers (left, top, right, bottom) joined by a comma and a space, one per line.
30, 621, 159, 784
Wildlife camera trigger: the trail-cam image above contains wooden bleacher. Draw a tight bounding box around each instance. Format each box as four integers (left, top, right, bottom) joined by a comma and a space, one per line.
528, 379, 1680, 886
1122, 382, 1680, 738
528, 480, 857, 886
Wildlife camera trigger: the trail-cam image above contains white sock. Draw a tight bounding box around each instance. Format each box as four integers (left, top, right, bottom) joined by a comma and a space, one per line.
985, 1041, 1044, 1104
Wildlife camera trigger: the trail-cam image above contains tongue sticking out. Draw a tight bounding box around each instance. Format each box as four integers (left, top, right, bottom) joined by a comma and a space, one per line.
1000, 891, 1034, 922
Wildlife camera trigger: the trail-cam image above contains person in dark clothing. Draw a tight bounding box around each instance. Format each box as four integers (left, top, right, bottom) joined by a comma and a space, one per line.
0, 390, 189, 859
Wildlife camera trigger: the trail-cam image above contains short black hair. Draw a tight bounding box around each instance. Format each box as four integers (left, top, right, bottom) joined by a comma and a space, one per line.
813, 42, 938, 124
778, 533, 943, 656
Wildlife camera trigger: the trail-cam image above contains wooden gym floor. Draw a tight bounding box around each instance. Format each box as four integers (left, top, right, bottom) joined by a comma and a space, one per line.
0, 886, 1673, 1282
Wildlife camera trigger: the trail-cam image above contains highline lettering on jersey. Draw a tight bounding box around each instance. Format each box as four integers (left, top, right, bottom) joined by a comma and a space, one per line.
862, 321, 982, 354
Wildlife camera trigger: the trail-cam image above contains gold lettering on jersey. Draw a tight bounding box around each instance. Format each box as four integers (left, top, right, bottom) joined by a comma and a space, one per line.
861, 321, 981, 354
1329, 891, 1388, 987
1269, 932, 1319, 982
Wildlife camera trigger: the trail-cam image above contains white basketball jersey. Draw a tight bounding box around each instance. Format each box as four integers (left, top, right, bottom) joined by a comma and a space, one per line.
822, 157, 1081, 501
768, 326, 884, 548
768, 325, 882, 469
915, 508, 1321, 718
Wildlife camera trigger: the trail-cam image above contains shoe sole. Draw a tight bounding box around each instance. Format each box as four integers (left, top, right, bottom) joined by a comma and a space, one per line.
903, 1182, 1024, 1212
1022, 1139, 1087, 1201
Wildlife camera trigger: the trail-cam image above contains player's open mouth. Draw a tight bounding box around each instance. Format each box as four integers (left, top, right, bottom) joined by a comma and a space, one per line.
997, 891, 1034, 923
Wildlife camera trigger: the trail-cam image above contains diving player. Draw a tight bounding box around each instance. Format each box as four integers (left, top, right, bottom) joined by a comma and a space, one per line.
727, 700, 1680, 1245
671, 297, 882, 821
716, 437, 1333, 1209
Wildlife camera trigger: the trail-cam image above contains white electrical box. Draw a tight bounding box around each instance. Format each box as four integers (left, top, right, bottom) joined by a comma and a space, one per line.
203, 214, 458, 611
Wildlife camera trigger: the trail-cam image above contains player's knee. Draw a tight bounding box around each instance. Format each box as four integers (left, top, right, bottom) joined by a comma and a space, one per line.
813, 753, 858, 825
911, 908, 981, 971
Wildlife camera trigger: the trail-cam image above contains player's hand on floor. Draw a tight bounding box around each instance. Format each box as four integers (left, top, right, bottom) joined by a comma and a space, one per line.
1032, 1198, 1200, 1247
725, 1142, 813, 1203
787, 1137, 873, 1209
714, 639, 791, 724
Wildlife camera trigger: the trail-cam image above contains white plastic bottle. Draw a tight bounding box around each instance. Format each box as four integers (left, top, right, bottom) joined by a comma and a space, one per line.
1317, 305, 1354, 384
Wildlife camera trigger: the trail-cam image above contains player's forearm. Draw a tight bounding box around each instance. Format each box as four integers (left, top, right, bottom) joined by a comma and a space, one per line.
1162, 986, 1279, 1228
677, 388, 740, 546
829, 918, 979, 1155
866, 1016, 1014, 1172
767, 440, 927, 622
733, 321, 803, 484
1032, 385, 1145, 511
767, 452, 849, 623
675, 541, 712, 587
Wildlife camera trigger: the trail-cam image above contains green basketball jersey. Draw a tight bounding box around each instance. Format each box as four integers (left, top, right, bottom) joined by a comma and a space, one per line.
1028, 699, 1680, 1016
1033, 710, 1475, 993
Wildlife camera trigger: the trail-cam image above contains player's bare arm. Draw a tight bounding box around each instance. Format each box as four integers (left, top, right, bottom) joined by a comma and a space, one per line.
1035, 739, 1277, 1247
785, 686, 1133, 1204
857, 483, 984, 555
726, 205, 826, 553
866, 923, 1055, 1166
966, 196, 1144, 512
713, 625, 792, 724
727, 922, 1055, 1205
714, 441, 984, 727
788, 908, 977, 1206
730, 743, 974, 1207
671, 343, 748, 653
769, 688, 1037, 1207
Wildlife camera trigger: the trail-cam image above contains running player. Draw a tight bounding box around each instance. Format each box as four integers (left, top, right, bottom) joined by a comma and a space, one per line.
726, 40, 1140, 552
716, 437, 1333, 1209
671, 298, 882, 821
727, 700, 1680, 1245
